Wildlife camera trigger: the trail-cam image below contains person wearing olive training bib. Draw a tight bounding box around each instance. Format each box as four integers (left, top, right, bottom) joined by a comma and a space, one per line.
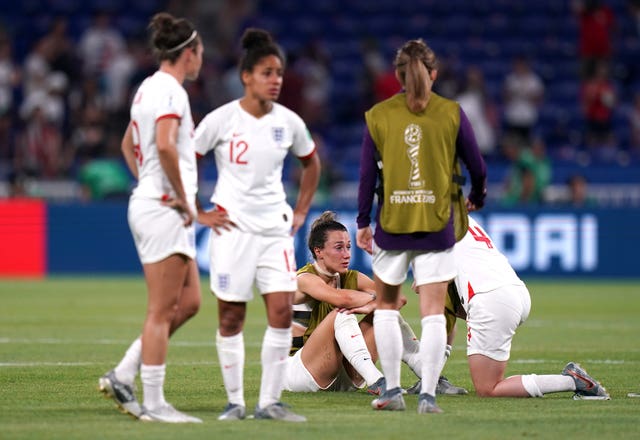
356, 38, 487, 414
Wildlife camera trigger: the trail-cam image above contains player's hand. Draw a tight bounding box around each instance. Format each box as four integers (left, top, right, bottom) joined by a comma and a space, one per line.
161, 197, 194, 226
291, 209, 307, 236
197, 209, 236, 235
356, 227, 373, 255
338, 301, 376, 315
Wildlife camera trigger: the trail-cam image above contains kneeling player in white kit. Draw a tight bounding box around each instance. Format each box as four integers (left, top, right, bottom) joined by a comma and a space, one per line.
452, 215, 609, 399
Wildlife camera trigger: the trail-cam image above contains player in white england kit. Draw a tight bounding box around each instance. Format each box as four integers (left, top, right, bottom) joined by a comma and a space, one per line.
98, 13, 204, 424
195, 28, 321, 422
451, 215, 609, 399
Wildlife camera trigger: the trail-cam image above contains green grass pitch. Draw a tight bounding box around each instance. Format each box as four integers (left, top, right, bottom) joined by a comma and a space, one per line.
1, 277, 639, 439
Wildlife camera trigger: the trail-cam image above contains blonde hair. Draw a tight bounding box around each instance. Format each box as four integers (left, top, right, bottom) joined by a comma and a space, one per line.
394, 39, 437, 113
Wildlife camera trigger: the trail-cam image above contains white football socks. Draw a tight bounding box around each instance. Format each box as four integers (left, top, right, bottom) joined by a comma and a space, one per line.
521, 374, 576, 397
140, 363, 167, 411
258, 326, 291, 409
114, 336, 141, 385
419, 314, 447, 396
398, 316, 421, 376
216, 330, 245, 407
373, 309, 403, 390
334, 312, 383, 386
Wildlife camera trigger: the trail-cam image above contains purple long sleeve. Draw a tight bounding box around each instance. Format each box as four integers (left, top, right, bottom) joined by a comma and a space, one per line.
456, 107, 487, 207
357, 129, 377, 229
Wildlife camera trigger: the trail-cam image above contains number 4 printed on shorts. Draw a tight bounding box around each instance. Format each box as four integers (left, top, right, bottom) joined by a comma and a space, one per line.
468, 226, 493, 248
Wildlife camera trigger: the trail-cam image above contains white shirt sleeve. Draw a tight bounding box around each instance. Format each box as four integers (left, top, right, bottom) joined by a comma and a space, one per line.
154, 85, 186, 121
288, 111, 315, 158
194, 110, 222, 156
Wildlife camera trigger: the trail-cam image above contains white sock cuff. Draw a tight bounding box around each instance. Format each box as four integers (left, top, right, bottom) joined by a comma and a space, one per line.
216, 330, 243, 345
374, 309, 400, 323
334, 311, 359, 329
140, 363, 166, 383
264, 326, 292, 347
521, 374, 544, 397
421, 314, 446, 327
141, 363, 166, 372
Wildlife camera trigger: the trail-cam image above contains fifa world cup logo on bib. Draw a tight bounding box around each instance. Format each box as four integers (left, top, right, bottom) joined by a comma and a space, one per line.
404, 124, 425, 189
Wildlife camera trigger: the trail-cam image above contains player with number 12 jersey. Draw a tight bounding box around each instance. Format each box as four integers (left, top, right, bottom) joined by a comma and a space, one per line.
194, 100, 315, 235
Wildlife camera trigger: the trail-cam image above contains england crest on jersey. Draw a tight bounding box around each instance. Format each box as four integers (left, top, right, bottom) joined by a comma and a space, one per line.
272, 127, 284, 143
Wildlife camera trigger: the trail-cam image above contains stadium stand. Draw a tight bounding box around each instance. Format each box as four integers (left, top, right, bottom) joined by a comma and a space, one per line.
0, 0, 638, 207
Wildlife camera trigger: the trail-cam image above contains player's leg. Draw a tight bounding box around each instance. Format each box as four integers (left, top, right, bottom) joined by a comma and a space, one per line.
170, 258, 201, 334
333, 311, 383, 388
257, 290, 305, 421
415, 280, 447, 413
298, 310, 343, 387
216, 299, 247, 419
254, 235, 305, 421
138, 254, 201, 423
412, 248, 455, 414
210, 226, 256, 420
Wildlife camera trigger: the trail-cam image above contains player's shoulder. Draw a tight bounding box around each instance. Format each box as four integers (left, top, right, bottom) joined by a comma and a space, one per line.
272, 102, 305, 125
200, 100, 238, 125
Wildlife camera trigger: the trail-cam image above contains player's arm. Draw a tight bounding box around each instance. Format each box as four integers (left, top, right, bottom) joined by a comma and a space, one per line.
120, 122, 138, 179
291, 152, 321, 236
156, 117, 194, 226
297, 272, 374, 308
357, 271, 406, 309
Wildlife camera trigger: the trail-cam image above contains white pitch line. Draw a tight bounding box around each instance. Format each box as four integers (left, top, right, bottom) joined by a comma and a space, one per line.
0, 360, 220, 367
0, 337, 260, 348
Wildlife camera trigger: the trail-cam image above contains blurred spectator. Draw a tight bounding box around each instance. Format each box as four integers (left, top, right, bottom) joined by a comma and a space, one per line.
628, 91, 640, 151
565, 174, 598, 207
573, 0, 615, 78
374, 68, 401, 102
7, 171, 27, 198
294, 39, 331, 130
580, 61, 617, 147
278, 51, 305, 114
77, 158, 131, 201
456, 65, 498, 157
0, 35, 20, 160
502, 56, 544, 147
361, 37, 401, 104
0, 35, 20, 115
103, 38, 136, 112
22, 39, 52, 99
78, 11, 126, 79
432, 55, 462, 100
38, 17, 80, 84
69, 104, 108, 164
19, 71, 68, 130
14, 96, 64, 178
501, 137, 551, 206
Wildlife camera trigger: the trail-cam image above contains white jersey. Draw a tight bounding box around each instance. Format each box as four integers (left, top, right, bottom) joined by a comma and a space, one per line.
130, 71, 197, 201
453, 215, 525, 312
194, 100, 315, 234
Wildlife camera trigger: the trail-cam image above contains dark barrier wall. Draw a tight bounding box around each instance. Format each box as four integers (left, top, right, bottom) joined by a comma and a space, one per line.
1, 201, 638, 278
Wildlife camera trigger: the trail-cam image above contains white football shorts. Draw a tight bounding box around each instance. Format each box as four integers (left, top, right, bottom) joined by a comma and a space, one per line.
466, 284, 531, 361
372, 241, 456, 286
208, 226, 297, 301
127, 196, 196, 264
284, 348, 361, 392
